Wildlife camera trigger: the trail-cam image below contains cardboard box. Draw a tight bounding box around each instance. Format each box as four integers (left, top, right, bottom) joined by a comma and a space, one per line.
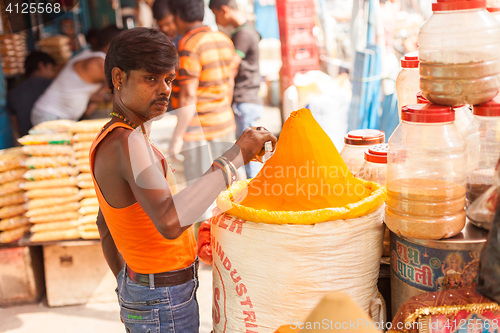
43, 241, 117, 307
0, 246, 44, 306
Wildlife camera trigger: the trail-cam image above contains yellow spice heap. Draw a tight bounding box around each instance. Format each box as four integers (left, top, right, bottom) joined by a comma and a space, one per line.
240, 108, 371, 211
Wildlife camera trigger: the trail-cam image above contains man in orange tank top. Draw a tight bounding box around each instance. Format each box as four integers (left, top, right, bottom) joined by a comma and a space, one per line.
91, 28, 276, 332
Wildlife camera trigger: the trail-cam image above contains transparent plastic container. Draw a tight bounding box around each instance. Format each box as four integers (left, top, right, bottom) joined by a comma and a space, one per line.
385, 104, 467, 240
396, 52, 419, 119
340, 129, 385, 175
466, 96, 500, 205
356, 143, 388, 186
418, 0, 500, 106
416, 91, 473, 138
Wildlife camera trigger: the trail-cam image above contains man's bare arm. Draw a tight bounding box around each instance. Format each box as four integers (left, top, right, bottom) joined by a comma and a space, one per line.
96, 209, 125, 277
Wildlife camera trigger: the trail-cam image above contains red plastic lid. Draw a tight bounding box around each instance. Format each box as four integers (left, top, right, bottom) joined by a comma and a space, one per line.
487, 7, 500, 12
433, 0, 486, 11
401, 104, 455, 123
364, 143, 389, 164
344, 129, 385, 145
473, 95, 500, 116
416, 91, 429, 104
401, 51, 419, 68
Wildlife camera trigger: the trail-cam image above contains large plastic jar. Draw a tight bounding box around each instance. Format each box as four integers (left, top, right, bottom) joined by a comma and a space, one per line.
340, 129, 385, 175
416, 91, 473, 137
466, 96, 500, 204
418, 0, 500, 106
356, 143, 388, 186
396, 52, 420, 119
385, 104, 467, 240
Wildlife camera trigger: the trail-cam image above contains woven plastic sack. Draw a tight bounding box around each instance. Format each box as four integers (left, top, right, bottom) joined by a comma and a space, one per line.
77, 163, 90, 173
24, 156, 73, 169
212, 205, 385, 333
0, 216, 29, 231
0, 191, 25, 207
26, 194, 82, 210
22, 177, 77, 189
79, 213, 97, 224
0, 168, 25, 184
22, 144, 74, 156
0, 147, 25, 172
0, 225, 30, 243
71, 119, 107, 133
29, 119, 75, 134
79, 205, 98, 216
79, 188, 97, 198
29, 211, 80, 223
74, 150, 90, 159
73, 141, 92, 152
73, 132, 97, 142
23, 166, 78, 181
30, 220, 79, 232
80, 197, 98, 207
30, 229, 80, 242
18, 133, 72, 145
26, 186, 79, 199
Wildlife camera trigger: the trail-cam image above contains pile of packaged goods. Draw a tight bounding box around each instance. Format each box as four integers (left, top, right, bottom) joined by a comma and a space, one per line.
37, 35, 72, 72
20, 120, 81, 242
72, 119, 107, 240
0, 148, 29, 243
0, 33, 27, 76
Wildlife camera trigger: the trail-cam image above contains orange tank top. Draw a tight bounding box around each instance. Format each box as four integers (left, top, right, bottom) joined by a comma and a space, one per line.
90, 122, 196, 274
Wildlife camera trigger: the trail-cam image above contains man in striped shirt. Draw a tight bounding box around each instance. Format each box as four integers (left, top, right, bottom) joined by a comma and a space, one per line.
169, 0, 237, 188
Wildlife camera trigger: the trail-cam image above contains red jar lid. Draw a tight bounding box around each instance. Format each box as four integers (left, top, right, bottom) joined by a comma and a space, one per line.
401, 51, 419, 68
473, 95, 500, 116
401, 104, 455, 123
344, 129, 385, 145
433, 0, 486, 11
487, 7, 500, 12
364, 143, 389, 164
416, 91, 430, 104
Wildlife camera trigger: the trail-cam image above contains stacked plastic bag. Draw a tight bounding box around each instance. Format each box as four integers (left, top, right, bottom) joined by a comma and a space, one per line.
37, 35, 72, 72
0, 148, 29, 243
0, 33, 27, 76
20, 120, 82, 242
72, 119, 107, 240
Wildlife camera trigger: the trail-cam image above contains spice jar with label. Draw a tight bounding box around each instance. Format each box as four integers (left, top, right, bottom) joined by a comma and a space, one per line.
396, 52, 419, 119
340, 129, 385, 175
466, 96, 500, 206
418, 0, 500, 106
385, 104, 467, 240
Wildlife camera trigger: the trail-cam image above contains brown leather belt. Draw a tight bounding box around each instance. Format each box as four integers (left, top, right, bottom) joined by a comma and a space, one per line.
126, 259, 198, 288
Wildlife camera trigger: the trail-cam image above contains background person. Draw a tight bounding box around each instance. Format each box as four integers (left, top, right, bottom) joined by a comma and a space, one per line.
91, 27, 276, 332
31, 25, 121, 125
7, 51, 56, 137
152, 0, 181, 48
210, 0, 264, 178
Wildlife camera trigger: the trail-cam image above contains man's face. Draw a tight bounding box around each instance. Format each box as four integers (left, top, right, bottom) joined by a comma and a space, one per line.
211, 7, 229, 27
119, 67, 176, 120
157, 14, 177, 40
38, 62, 55, 79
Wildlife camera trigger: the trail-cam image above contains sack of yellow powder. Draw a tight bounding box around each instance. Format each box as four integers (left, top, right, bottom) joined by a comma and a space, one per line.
211, 109, 386, 333
0, 147, 25, 172
0, 225, 30, 243
18, 133, 72, 145
26, 186, 79, 199
0, 168, 25, 184
29, 119, 75, 134
71, 119, 107, 134
22, 145, 74, 157
24, 156, 74, 169
23, 166, 78, 181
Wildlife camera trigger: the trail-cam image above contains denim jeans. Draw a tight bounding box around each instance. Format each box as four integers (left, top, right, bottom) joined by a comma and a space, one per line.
116, 266, 200, 333
232, 102, 264, 178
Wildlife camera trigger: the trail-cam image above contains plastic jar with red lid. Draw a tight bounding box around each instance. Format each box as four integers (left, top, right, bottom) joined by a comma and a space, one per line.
466, 96, 500, 205
418, 0, 500, 106
385, 104, 466, 240
396, 52, 420, 119
340, 129, 385, 175
356, 143, 388, 185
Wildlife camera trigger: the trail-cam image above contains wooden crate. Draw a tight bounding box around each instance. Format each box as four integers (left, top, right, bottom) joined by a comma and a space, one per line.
43, 241, 117, 307
0, 246, 44, 306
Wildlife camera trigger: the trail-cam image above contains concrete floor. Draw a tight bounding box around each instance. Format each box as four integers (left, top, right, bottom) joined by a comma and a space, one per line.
0, 263, 214, 333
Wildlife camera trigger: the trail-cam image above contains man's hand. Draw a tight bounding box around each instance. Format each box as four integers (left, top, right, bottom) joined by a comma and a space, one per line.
235, 127, 277, 165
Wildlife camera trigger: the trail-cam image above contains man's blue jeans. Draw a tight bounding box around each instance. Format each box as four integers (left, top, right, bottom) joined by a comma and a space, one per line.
116, 266, 200, 333
232, 102, 264, 178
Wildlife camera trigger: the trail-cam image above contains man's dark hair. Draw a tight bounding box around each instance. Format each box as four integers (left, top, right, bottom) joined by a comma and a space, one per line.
168, 0, 204, 23
152, 0, 172, 21
208, 0, 238, 10
96, 24, 123, 52
24, 51, 56, 77
104, 28, 179, 92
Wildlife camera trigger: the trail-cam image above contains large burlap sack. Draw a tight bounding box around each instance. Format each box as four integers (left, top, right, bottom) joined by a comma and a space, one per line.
212, 179, 386, 333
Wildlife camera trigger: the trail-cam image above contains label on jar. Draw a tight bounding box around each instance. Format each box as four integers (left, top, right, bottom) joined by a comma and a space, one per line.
391, 234, 480, 292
